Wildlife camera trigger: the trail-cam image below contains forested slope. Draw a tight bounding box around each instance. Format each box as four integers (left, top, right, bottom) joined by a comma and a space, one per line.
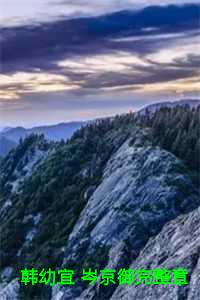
0, 104, 199, 299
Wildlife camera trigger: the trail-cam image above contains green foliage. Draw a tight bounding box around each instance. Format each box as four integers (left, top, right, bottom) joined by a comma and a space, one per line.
136, 105, 200, 172
0, 118, 131, 298
0, 105, 199, 299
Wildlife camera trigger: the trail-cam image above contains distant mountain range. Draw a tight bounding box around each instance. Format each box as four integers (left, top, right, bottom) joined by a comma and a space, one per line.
0, 99, 199, 157
0, 122, 84, 157
0, 121, 84, 143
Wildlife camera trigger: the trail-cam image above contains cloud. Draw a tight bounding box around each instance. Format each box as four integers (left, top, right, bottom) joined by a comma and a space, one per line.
1, 4, 199, 71
0, 72, 82, 99
1, 48, 199, 100
1, 0, 197, 27
0, 4, 199, 104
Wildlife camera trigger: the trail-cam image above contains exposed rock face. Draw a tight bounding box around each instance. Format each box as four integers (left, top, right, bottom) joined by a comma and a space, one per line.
112, 207, 200, 300
52, 140, 199, 300
0, 279, 20, 300
1, 267, 13, 282
0, 136, 50, 218
1, 108, 199, 300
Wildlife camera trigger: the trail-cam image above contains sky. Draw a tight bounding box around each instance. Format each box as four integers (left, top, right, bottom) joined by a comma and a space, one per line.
0, 0, 200, 127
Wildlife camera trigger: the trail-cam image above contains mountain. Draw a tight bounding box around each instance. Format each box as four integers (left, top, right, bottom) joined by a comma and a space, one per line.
112, 206, 200, 300
0, 135, 52, 202
1, 127, 12, 134
138, 99, 200, 116
0, 137, 17, 157
0, 121, 84, 144
0, 103, 199, 299
1, 99, 198, 157
0, 122, 84, 157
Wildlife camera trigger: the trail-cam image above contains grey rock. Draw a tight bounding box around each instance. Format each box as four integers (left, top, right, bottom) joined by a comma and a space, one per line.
188, 255, 200, 300
52, 139, 199, 300
1, 267, 13, 282
0, 279, 19, 300
84, 185, 97, 201
112, 207, 200, 300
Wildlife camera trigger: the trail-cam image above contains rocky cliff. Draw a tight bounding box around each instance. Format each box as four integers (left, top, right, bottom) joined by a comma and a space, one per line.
52, 138, 199, 300
112, 207, 200, 300
0, 105, 199, 299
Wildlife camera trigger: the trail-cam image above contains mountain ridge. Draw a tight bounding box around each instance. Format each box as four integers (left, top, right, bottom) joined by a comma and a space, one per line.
0, 102, 199, 299
138, 99, 200, 115
0, 121, 84, 143
0, 121, 84, 157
